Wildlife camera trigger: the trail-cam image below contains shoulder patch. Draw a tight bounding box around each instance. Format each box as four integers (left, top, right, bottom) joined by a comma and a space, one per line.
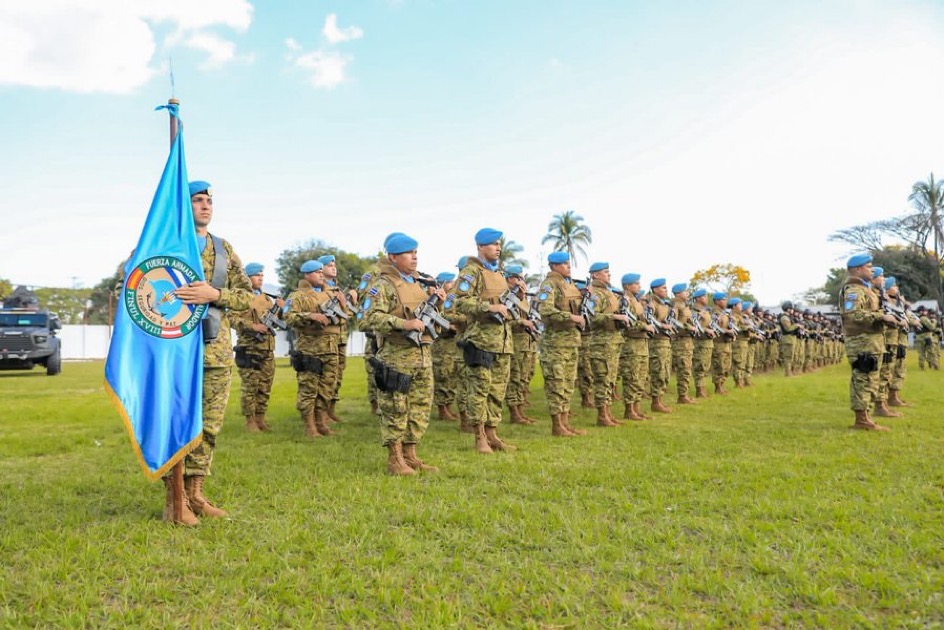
540, 284, 553, 294
368, 287, 379, 296
458, 280, 471, 292
444, 293, 456, 309
538, 292, 549, 301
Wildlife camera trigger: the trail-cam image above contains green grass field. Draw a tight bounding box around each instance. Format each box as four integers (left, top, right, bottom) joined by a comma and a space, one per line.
1, 357, 942, 628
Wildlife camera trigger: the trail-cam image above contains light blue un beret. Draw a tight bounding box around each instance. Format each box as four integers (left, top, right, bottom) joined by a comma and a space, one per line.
692, 288, 707, 298
871, 266, 884, 278
712, 291, 727, 301
650, 278, 666, 289
588, 262, 608, 273
317, 254, 335, 265
548, 251, 570, 264
436, 272, 456, 284
847, 253, 872, 268
188, 180, 212, 197
475, 227, 503, 245
300, 260, 323, 273
742, 301, 753, 310
386, 233, 419, 255
621, 273, 641, 285
728, 297, 742, 307
884, 276, 896, 289
671, 283, 688, 294
457, 256, 469, 269
383, 232, 406, 250
244, 262, 264, 276
504, 264, 524, 277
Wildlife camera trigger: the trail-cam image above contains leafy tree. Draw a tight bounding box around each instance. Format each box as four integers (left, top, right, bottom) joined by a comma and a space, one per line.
689, 263, 752, 295
276, 240, 375, 294
86, 270, 123, 324
498, 237, 528, 270
540, 210, 592, 269
0, 278, 12, 300
33, 287, 91, 324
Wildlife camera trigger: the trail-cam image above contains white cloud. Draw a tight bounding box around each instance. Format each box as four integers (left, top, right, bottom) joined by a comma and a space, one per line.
322, 13, 363, 44
0, 0, 253, 94
293, 50, 350, 89
285, 37, 302, 52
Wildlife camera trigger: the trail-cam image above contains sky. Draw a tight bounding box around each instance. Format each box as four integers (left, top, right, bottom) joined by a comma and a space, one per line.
2, 0, 944, 305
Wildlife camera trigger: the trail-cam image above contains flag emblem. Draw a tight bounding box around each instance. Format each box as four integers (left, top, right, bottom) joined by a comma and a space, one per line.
125, 257, 207, 338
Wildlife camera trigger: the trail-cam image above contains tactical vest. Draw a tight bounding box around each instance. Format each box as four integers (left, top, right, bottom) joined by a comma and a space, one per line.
839, 278, 881, 337
592, 280, 619, 332
380, 263, 432, 345
674, 299, 694, 337
544, 272, 582, 330
292, 288, 339, 336
465, 258, 507, 321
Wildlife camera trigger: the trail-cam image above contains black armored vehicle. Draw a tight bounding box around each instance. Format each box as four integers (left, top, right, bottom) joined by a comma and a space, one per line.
0, 286, 62, 375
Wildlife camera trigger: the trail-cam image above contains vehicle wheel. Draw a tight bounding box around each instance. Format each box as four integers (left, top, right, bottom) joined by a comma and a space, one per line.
46, 349, 62, 376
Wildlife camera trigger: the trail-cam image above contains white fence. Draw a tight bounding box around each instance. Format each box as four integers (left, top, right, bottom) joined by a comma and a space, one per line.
58, 325, 367, 360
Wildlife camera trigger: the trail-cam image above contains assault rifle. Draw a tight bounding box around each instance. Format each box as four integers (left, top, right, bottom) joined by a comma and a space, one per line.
320, 294, 350, 325
255, 292, 289, 341
882, 301, 911, 330
645, 303, 673, 337
491, 289, 523, 324
690, 309, 707, 337
617, 294, 638, 329
578, 288, 595, 330
743, 314, 767, 340
405, 294, 452, 346
525, 296, 544, 340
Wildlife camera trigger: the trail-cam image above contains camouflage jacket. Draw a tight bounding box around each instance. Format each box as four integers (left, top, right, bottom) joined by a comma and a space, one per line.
285, 286, 339, 356
454, 257, 514, 354
232, 290, 277, 353
201, 235, 252, 368
361, 259, 432, 369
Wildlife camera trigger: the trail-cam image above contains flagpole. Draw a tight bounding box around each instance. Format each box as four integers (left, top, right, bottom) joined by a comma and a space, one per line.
168, 97, 185, 525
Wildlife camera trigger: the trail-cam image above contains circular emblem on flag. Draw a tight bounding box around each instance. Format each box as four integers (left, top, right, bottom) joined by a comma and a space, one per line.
124, 256, 207, 338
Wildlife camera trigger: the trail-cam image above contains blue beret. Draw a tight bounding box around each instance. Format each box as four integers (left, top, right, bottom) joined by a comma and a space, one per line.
847, 253, 872, 268
457, 256, 469, 269
742, 301, 753, 310
728, 297, 742, 307
244, 262, 264, 276
384, 232, 406, 249
436, 272, 456, 284
712, 292, 727, 301
504, 264, 524, 277
884, 276, 896, 289
386, 233, 418, 255
671, 283, 688, 294
588, 262, 608, 273
548, 251, 569, 264
621, 273, 641, 285
300, 260, 323, 273
692, 288, 707, 298
650, 278, 666, 289
474, 227, 503, 245
871, 266, 884, 278
188, 180, 212, 197
317, 254, 335, 265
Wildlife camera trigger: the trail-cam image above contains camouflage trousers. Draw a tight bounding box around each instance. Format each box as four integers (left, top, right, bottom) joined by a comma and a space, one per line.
766, 339, 780, 370
432, 337, 460, 406
746, 341, 757, 381
542, 340, 579, 415
295, 352, 339, 417
619, 337, 649, 404
671, 336, 694, 398
732, 338, 749, 385
183, 366, 233, 477
456, 361, 471, 416
578, 333, 593, 398
848, 360, 880, 411
379, 364, 434, 446
364, 338, 378, 405
890, 345, 906, 392
332, 344, 347, 402
930, 338, 942, 368
237, 353, 275, 417
793, 341, 805, 373
877, 345, 894, 403
507, 336, 537, 407
780, 340, 796, 373
648, 337, 672, 398
590, 332, 623, 407
465, 354, 511, 428
692, 338, 713, 389
712, 340, 733, 385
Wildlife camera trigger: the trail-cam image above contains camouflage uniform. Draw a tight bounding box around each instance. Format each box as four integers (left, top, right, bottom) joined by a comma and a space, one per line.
231, 290, 278, 424
839, 273, 889, 429
361, 260, 435, 447
646, 296, 674, 405
184, 236, 252, 477
670, 296, 696, 401
711, 304, 735, 393
454, 257, 515, 450
589, 279, 625, 416
691, 302, 714, 396
325, 279, 353, 417
506, 288, 538, 412
577, 327, 594, 407
431, 293, 463, 414
538, 271, 583, 417
916, 313, 935, 369
354, 268, 380, 412
618, 292, 651, 415
285, 282, 340, 436
730, 307, 750, 387
779, 311, 800, 376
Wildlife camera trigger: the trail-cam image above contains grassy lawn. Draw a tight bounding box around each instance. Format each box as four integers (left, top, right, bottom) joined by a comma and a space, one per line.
1, 356, 942, 628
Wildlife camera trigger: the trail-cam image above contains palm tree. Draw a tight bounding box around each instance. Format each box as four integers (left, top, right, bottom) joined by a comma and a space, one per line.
540, 210, 592, 269
907, 173, 944, 304
498, 237, 528, 269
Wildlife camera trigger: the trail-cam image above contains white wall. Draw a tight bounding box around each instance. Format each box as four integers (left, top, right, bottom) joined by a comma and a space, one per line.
59, 325, 367, 360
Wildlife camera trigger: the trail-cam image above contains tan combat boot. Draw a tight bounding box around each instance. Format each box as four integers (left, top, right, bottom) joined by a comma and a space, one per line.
386, 442, 416, 476
551, 413, 576, 437
695, 386, 708, 399
634, 402, 652, 420
326, 400, 342, 423
485, 426, 517, 451
255, 414, 271, 432
162, 477, 199, 526
315, 410, 336, 436
402, 443, 439, 472
852, 409, 890, 431
474, 424, 494, 454
651, 396, 673, 414
888, 390, 913, 407
519, 405, 539, 424
604, 404, 624, 426
185, 475, 227, 518
677, 393, 696, 405
580, 392, 594, 408
562, 412, 588, 436
303, 411, 320, 438
459, 411, 476, 434
438, 404, 459, 421
508, 405, 530, 425
873, 401, 902, 418
596, 407, 618, 427
714, 382, 728, 395
245, 415, 260, 433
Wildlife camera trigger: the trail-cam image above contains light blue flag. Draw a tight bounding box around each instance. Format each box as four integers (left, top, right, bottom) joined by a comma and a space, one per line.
104, 105, 206, 480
